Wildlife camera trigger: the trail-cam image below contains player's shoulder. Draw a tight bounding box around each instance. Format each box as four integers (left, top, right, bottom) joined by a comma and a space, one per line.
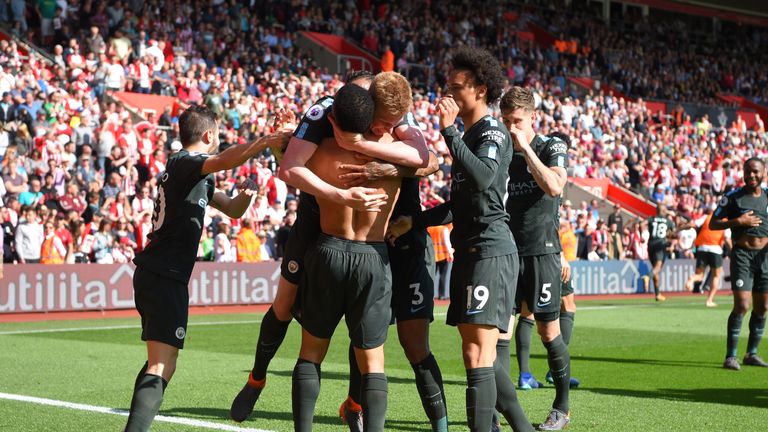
302, 96, 334, 122
540, 134, 568, 155
719, 188, 743, 207
478, 115, 509, 145
397, 111, 419, 128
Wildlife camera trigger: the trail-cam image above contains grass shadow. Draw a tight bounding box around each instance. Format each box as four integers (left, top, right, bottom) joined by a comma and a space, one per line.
531, 353, 722, 369
583, 387, 768, 409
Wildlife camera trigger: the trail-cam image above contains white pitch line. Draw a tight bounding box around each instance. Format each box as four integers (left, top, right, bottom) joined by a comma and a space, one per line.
0, 319, 262, 336
0, 391, 273, 432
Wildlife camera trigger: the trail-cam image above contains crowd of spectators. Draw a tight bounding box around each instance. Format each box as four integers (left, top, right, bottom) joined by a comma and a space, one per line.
0, 0, 767, 266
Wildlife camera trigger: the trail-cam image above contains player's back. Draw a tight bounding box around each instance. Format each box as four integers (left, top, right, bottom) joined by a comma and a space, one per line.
307, 135, 401, 242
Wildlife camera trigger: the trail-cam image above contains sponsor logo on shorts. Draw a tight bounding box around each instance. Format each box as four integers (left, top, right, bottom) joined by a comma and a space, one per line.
719, 196, 728, 207
410, 305, 426, 314
537, 301, 552, 308
736, 279, 744, 288
198, 198, 207, 208
466, 309, 483, 316
288, 260, 299, 273
175, 327, 186, 340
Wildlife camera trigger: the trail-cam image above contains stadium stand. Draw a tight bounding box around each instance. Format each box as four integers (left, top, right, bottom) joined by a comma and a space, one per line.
1, 0, 767, 265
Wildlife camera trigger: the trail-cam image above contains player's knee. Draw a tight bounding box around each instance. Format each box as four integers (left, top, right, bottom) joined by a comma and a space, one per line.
561, 295, 576, 312
461, 344, 494, 369
535, 315, 560, 341
354, 346, 385, 374
733, 303, 750, 315
272, 281, 298, 321
401, 341, 430, 364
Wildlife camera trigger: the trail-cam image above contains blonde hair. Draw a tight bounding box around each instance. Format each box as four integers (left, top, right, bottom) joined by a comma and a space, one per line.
369, 72, 412, 118
500, 86, 535, 113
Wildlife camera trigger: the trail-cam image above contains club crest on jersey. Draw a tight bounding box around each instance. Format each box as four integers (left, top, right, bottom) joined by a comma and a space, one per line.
175, 327, 186, 339
288, 260, 299, 273
719, 196, 728, 207
198, 198, 207, 208
736, 279, 744, 288
306, 104, 324, 121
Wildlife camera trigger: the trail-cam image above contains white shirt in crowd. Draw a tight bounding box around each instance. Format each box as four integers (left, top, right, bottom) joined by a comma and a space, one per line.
15, 219, 44, 261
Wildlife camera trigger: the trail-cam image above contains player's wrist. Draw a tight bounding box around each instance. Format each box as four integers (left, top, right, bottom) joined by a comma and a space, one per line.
440, 125, 458, 136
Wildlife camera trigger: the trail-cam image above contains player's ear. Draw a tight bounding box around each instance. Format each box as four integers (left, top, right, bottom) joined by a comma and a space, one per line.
476, 84, 487, 101
202, 128, 214, 145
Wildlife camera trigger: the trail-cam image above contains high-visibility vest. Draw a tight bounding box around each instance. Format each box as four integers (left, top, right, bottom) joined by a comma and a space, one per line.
694, 214, 725, 247
236, 228, 262, 263
428, 225, 450, 262
41, 236, 65, 264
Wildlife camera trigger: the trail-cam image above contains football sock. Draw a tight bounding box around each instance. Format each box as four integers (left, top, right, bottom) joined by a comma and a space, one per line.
747, 313, 766, 355
361, 373, 388, 432
494, 352, 534, 432
251, 306, 291, 381
292, 359, 320, 432
133, 361, 148, 389
496, 339, 511, 376
560, 312, 575, 346
411, 353, 448, 432
348, 342, 362, 404
727, 312, 743, 358
515, 317, 535, 374
466, 367, 496, 432
124, 373, 166, 432
544, 335, 571, 413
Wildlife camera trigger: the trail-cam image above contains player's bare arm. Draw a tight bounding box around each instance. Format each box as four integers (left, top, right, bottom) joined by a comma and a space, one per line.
338, 151, 439, 187
209, 179, 258, 219
279, 136, 388, 212
709, 211, 762, 231
332, 118, 430, 168
201, 131, 291, 176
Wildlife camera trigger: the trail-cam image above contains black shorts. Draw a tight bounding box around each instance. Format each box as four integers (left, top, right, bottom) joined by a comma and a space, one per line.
648, 243, 667, 265
133, 266, 189, 349
695, 250, 723, 270
561, 277, 574, 297
293, 234, 392, 349
280, 192, 321, 284
447, 253, 517, 333
729, 247, 768, 293
390, 229, 436, 323
516, 253, 562, 322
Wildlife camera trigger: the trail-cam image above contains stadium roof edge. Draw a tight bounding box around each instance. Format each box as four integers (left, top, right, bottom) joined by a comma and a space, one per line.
624, 0, 768, 24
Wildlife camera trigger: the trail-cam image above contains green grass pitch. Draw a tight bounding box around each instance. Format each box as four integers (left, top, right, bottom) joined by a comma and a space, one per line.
0, 295, 765, 431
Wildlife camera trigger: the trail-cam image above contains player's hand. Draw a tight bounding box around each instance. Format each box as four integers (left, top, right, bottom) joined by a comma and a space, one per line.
436, 97, 459, 130
735, 211, 762, 228
340, 187, 388, 212
508, 124, 531, 152
560, 253, 571, 283
259, 131, 292, 162
237, 178, 259, 196
338, 161, 398, 187
273, 108, 297, 133
386, 215, 413, 246
329, 114, 364, 150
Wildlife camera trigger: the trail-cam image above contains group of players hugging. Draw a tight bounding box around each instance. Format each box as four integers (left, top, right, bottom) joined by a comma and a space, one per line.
120, 45, 768, 432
